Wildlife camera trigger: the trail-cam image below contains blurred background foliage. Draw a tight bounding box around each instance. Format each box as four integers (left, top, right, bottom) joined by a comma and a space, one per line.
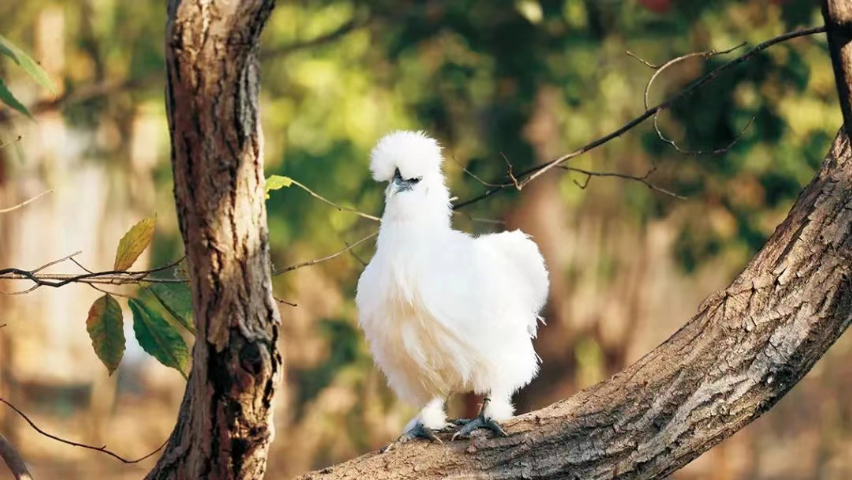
1, 0, 850, 478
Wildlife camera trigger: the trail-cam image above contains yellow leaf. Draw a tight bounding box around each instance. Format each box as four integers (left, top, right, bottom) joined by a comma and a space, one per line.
114, 215, 156, 271
265, 175, 293, 199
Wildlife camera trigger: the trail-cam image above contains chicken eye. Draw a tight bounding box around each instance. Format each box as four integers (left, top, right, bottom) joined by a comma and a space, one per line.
409, 177, 422, 184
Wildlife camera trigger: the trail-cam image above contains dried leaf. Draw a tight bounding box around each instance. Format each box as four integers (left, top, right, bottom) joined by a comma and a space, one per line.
114, 216, 156, 271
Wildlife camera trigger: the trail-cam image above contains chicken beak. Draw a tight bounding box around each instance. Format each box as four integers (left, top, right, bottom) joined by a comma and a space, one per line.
389, 176, 413, 196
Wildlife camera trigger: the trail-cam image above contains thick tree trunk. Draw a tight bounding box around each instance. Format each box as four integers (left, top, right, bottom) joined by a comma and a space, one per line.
146, 1, 281, 479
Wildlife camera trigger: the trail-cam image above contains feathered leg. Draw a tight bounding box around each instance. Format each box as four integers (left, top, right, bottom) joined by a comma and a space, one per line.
451, 393, 511, 439
381, 398, 451, 452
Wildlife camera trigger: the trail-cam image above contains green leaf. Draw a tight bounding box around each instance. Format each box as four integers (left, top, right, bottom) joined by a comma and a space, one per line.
265, 175, 293, 199
149, 283, 196, 334
0, 78, 32, 119
0, 34, 56, 93
86, 295, 125, 375
114, 215, 156, 271
129, 298, 190, 378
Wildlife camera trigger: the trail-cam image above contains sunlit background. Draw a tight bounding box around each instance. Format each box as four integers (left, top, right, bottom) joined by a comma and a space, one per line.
1, 0, 850, 478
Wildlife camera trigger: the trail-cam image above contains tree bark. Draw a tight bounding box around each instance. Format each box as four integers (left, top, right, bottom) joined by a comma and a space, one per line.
146, 1, 281, 479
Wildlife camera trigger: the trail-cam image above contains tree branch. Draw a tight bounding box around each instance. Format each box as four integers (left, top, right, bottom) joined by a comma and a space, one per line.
260, 17, 372, 60
0, 190, 52, 214
452, 26, 827, 210
0, 432, 32, 480
558, 165, 685, 199
0, 397, 166, 465
0, 254, 185, 294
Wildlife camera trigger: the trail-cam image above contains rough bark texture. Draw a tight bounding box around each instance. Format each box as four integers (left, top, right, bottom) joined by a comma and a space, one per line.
297, 131, 852, 480
146, 1, 281, 479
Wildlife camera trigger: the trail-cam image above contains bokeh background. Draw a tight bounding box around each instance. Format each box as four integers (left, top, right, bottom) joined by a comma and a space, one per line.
1, 0, 850, 478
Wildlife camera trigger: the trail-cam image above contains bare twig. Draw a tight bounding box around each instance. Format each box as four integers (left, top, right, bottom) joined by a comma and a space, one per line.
501, 153, 521, 190
342, 236, 370, 267
69, 256, 94, 274
654, 113, 755, 156
0, 136, 23, 149
289, 180, 379, 222
261, 17, 372, 59
453, 26, 827, 210
0, 255, 186, 294
274, 297, 298, 307
31, 251, 81, 274
272, 231, 378, 276
0, 397, 167, 464
638, 42, 755, 155
0, 432, 32, 480
0, 190, 53, 214
558, 165, 685, 199
625, 50, 662, 69
640, 43, 747, 110
69, 256, 135, 298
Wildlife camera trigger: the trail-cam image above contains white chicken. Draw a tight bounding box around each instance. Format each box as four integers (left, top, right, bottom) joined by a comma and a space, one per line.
356, 131, 549, 444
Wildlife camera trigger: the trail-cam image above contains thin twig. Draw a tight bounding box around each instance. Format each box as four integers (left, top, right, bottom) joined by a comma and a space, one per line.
654, 113, 755, 156
450, 156, 503, 188
0, 432, 32, 480
625, 50, 662, 69
290, 180, 379, 222
70, 256, 134, 297
260, 17, 372, 59
0, 190, 53, 214
342, 237, 369, 267
641, 43, 747, 110
501, 153, 521, 190
86, 283, 135, 298
558, 165, 685, 199
69, 256, 94, 274
0, 397, 167, 464
638, 42, 754, 155
272, 232, 378, 276
452, 26, 826, 210
0, 136, 23, 149
31, 251, 82, 274
274, 297, 298, 307
0, 256, 186, 294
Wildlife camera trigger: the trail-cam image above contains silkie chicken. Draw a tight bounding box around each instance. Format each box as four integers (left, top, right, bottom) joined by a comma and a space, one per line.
356, 132, 549, 442
356, 131, 549, 445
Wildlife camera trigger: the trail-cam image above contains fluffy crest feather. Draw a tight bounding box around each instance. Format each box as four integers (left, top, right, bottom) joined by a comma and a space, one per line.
370, 130, 444, 182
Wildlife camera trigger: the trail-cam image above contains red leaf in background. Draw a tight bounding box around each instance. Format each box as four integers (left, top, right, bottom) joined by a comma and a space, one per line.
639, 0, 672, 13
